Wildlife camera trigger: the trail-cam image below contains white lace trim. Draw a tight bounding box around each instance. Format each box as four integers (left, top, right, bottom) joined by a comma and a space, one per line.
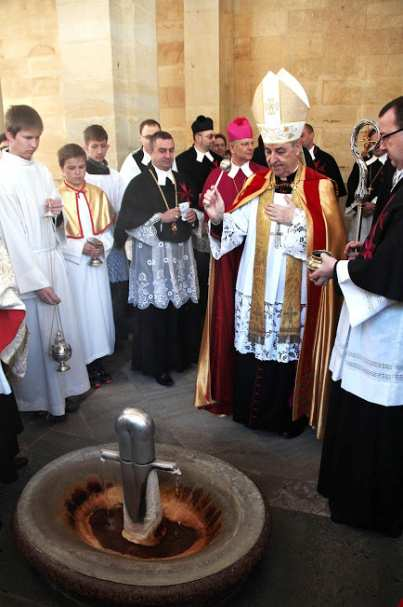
234, 291, 305, 362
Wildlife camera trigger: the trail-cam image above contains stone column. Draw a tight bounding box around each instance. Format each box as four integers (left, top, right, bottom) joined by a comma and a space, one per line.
109, 0, 159, 165
55, 0, 159, 168
183, 0, 233, 146
0, 81, 4, 132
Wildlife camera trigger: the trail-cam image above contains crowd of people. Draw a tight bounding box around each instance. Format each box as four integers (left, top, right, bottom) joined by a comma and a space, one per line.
1, 67, 403, 539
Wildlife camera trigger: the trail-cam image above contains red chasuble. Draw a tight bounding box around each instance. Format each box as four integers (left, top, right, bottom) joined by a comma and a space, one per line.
195, 162, 266, 415
0, 309, 25, 353
196, 165, 346, 438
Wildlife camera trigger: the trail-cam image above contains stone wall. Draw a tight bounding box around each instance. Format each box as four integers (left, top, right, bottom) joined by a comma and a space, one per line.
231, 0, 403, 178
0, 0, 66, 172
0, 0, 159, 173
155, 0, 403, 179
1, 0, 402, 179
156, 0, 186, 151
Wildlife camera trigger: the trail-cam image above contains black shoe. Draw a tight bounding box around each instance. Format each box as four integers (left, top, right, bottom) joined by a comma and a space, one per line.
14, 455, 29, 470
282, 415, 308, 439
47, 414, 67, 423
155, 373, 174, 387
65, 399, 80, 414
99, 369, 112, 385
89, 370, 102, 389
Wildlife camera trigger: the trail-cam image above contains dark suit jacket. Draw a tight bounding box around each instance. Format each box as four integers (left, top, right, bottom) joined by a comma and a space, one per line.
312, 145, 346, 197
176, 146, 222, 196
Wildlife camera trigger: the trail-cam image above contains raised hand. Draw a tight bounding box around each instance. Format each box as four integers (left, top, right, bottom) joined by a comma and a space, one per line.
202, 186, 225, 223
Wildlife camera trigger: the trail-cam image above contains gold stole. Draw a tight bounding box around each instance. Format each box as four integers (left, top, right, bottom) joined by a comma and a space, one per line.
59, 181, 115, 239
248, 166, 305, 344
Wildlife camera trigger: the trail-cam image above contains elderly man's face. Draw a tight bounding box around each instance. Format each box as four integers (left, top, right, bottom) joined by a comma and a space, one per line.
230, 138, 254, 165
151, 137, 175, 171
264, 141, 301, 179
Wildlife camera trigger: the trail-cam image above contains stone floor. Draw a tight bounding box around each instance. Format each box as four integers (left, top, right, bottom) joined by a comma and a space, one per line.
1, 346, 402, 607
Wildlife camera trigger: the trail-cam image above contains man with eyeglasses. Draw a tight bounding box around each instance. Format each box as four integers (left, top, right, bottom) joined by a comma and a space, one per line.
311, 96, 403, 537
120, 119, 161, 188
176, 116, 222, 356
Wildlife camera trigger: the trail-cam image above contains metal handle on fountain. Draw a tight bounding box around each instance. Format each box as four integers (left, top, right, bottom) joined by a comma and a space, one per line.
100, 407, 179, 524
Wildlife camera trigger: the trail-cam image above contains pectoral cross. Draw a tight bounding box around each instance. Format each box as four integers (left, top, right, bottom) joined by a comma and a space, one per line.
274, 223, 282, 248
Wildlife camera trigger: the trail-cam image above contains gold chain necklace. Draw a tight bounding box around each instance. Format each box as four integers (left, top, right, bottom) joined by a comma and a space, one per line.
148, 168, 178, 232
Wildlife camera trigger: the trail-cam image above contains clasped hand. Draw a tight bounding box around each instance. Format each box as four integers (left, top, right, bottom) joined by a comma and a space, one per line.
160, 208, 197, 224
309, 253, 337, 286
83, 239, 104, 258
265, 195, 295, 224
45, 198, 63, 216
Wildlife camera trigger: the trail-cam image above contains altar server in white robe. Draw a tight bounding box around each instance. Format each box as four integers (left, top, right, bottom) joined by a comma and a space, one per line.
0, 105, 90, 421
83, 124, 129, 344
311, 96, 403, 537
57, 144, 115, 389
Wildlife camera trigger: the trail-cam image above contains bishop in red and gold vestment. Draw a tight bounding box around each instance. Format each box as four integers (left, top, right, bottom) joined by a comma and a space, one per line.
201, 69, 345, 438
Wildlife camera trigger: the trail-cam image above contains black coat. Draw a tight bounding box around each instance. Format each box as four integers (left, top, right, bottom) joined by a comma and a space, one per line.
114, 166, 197, 247
311, 145, 346, 197
347, 176, 403, 302
176, 146, 221, 197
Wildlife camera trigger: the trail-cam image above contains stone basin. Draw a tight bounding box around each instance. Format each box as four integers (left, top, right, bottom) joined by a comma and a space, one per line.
15, 444, 270, 607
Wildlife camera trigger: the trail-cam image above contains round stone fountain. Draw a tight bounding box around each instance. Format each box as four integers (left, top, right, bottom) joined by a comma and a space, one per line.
15, 413, 269, 607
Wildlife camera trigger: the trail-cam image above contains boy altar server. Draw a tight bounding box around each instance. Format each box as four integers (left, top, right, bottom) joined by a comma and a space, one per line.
58, 144, 115, 388
83, 124, 129, 344
0, 105, 90, 422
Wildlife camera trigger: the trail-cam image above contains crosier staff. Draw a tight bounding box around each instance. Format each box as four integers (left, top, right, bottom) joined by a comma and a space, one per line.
350, 119, 380, 242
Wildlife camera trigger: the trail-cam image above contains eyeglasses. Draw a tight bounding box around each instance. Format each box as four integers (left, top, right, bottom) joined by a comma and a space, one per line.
378, 127, 403, 144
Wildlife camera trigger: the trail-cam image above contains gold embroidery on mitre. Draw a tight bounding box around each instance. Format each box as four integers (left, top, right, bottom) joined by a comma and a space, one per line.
252, 68, 310, 145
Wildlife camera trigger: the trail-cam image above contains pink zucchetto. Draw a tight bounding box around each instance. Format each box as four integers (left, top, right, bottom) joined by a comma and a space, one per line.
227, 116, 253, 142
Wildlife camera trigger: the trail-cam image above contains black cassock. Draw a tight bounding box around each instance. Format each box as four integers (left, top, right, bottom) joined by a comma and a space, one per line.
345, 155, 392, 209
115, 167, 199, 377
319, 176, 403, 537
311, 145, 346, 197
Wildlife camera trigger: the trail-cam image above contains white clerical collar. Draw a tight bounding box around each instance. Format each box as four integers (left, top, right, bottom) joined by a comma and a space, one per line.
141, 149, 151, 165
2, 149, 34, 166
308, 145, 315, 160
366, 153, 388, 166
153, 165, 175, 186
194, 146, 214, 163
392, 168, 403, 190
228, 161, 253, 179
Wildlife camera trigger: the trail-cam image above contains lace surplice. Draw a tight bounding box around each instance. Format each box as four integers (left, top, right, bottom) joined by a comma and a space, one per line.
209, 197, 308, 362
127, 214, 199, 309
